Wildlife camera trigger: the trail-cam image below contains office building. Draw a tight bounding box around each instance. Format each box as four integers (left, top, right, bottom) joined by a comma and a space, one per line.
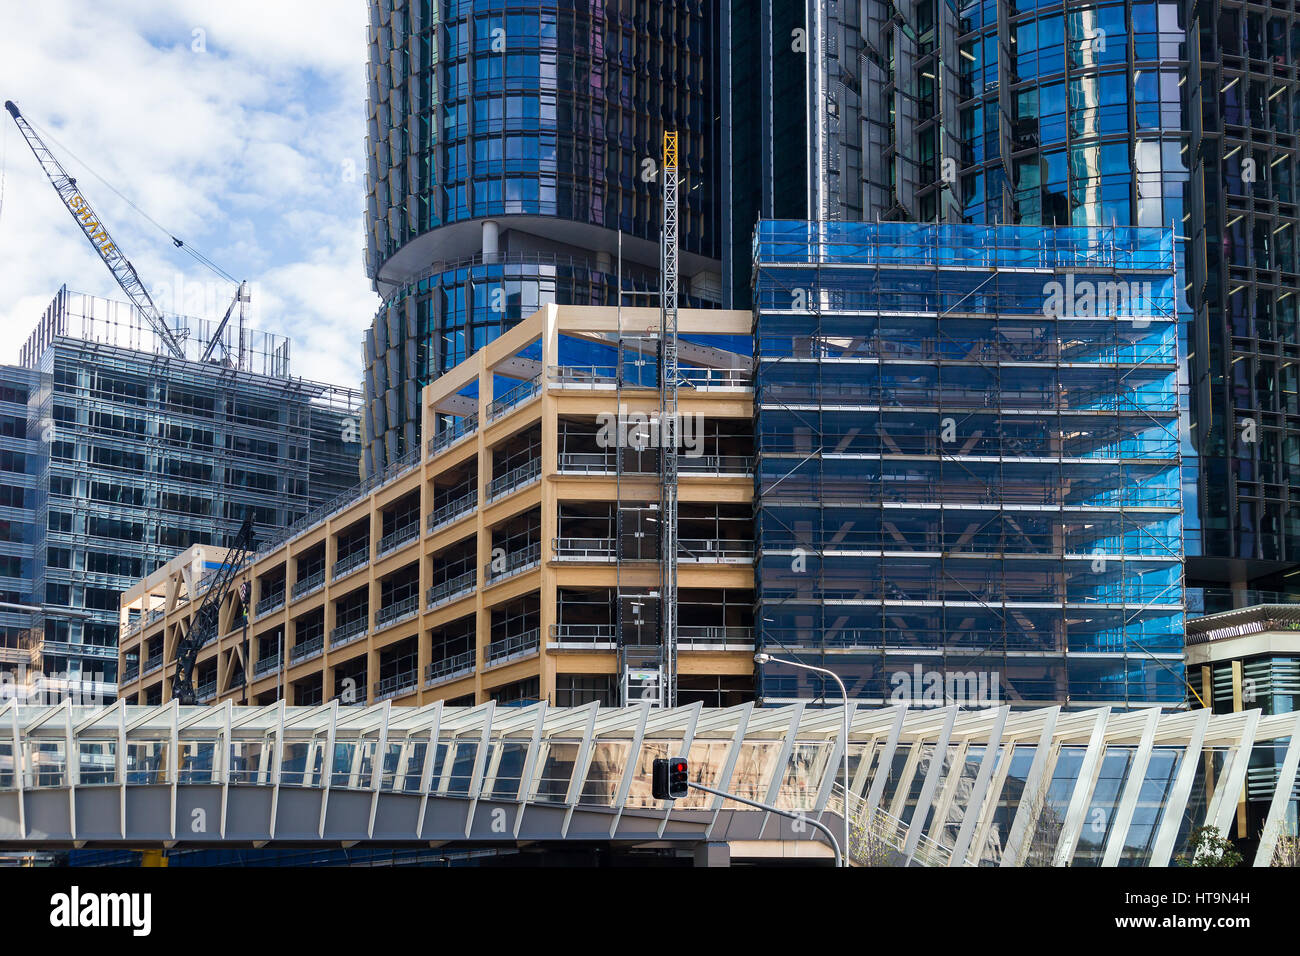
16, 288, 362, 699
724, 1, 1300, 615
360, 0, 725, 474
119, 304, 756, 709
1186, 603, 1300, 858
0, 365, 39, 690
752, 220, 1184, 706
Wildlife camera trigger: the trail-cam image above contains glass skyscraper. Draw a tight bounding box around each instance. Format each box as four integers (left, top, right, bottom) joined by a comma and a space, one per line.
725, 1, 1300, 614
0, 365, 39, 691
753, 220, 1184, 706
361, 0, 725, 473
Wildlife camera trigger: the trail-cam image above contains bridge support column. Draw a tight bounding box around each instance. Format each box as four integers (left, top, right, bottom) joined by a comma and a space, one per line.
692, 841, 730, 868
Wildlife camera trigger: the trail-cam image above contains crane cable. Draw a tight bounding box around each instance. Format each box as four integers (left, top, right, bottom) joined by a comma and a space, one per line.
0, 118, 8, 228
25, 115, 238, 287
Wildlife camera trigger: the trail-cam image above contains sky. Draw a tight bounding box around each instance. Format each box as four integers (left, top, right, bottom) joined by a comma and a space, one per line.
0, 0, 380, 391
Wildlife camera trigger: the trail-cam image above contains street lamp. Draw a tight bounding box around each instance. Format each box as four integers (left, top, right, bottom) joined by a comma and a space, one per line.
754, 652, 851, 867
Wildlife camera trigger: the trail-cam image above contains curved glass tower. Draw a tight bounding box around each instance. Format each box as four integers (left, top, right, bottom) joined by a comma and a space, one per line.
362, 0, 724, 472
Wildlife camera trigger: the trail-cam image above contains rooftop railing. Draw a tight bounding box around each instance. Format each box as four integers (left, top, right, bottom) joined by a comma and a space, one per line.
487, 375, 541, 422
244, 445, 422, 568
428, 414, 478, 456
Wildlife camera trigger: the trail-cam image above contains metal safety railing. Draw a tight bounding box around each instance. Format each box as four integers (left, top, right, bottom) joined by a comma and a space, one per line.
428, 490, 477, 533
375, 594, 419, 630
292, 569, 325, 600
426, 650, 476, 686
332, 548, 368, 580
549, 623, 617, 644
330, 617, 368, 649
427, 570, 476, 609
487, 375, 541, 422
551, 537, 617, 561
487, 458, 541, 501
485, 543, 541, 584
377, 522, 420, 559
485, 629, 540, 666
428, 414, 478, 456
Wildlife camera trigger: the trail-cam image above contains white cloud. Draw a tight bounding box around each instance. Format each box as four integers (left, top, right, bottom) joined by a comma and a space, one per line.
0, 0, 378, 389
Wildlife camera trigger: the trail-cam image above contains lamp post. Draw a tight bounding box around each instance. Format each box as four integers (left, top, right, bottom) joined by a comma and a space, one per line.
754, 652, 851, 867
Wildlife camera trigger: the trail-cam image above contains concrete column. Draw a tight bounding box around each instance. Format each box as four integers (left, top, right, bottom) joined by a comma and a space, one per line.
482, 220, 500, 263
693, 841, 731, 867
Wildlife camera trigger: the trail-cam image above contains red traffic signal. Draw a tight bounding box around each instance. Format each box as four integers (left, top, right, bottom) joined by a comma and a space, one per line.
653, 757, 689, 800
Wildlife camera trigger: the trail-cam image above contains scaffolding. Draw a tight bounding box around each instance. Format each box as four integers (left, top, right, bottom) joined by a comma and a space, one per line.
751, 220, 1185, 708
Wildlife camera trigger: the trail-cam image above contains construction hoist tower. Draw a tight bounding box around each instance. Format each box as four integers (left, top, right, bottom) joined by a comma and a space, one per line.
658, 131, 680, 708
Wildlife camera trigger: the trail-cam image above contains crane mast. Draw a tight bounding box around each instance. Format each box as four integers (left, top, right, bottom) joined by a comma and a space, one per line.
659, 131, 679, 708
4, 100, 187, 360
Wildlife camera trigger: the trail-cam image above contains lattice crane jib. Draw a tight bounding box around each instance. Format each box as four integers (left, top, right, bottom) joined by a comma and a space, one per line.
4, 100, 187, 360
171, 517, 256, 705
659, 130, 679, 708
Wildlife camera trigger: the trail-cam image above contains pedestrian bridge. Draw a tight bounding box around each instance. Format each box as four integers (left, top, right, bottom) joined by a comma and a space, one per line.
0, 699, 1296, 866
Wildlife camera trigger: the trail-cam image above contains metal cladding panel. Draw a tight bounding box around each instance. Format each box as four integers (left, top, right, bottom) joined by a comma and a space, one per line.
320, 789, 375, 841
272, 789, 327, 841
25, 791, 73, 840
386, 303, 401, 349
405, 296, 418, 338
387, 350, 401, 390
70, 790, 123, 841
371, 795, 421, 836
0, 793, 21, 839
223, 787, 275, 841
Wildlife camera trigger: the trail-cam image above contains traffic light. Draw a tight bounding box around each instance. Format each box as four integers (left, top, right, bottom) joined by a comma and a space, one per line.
652, 757, 689, 800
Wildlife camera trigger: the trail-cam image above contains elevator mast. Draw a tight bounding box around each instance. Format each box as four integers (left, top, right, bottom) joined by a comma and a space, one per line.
659, 131, 680, 708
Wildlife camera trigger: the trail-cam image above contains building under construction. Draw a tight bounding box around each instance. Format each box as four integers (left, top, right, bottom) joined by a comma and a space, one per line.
10, 288, 363, 700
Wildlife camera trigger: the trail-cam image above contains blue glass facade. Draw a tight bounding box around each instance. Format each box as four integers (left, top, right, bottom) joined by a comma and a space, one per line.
753, 220, 1184, 707
0, 365, 39, 688
362, 0, 724, 473
726, 0, 1300, 615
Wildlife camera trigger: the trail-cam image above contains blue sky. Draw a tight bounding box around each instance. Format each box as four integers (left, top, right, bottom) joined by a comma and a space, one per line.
0, 0, 380, 390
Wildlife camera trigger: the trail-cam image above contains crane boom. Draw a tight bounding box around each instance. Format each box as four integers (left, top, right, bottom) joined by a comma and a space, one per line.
4, 100, 187, 360
171, 517, 256, 705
